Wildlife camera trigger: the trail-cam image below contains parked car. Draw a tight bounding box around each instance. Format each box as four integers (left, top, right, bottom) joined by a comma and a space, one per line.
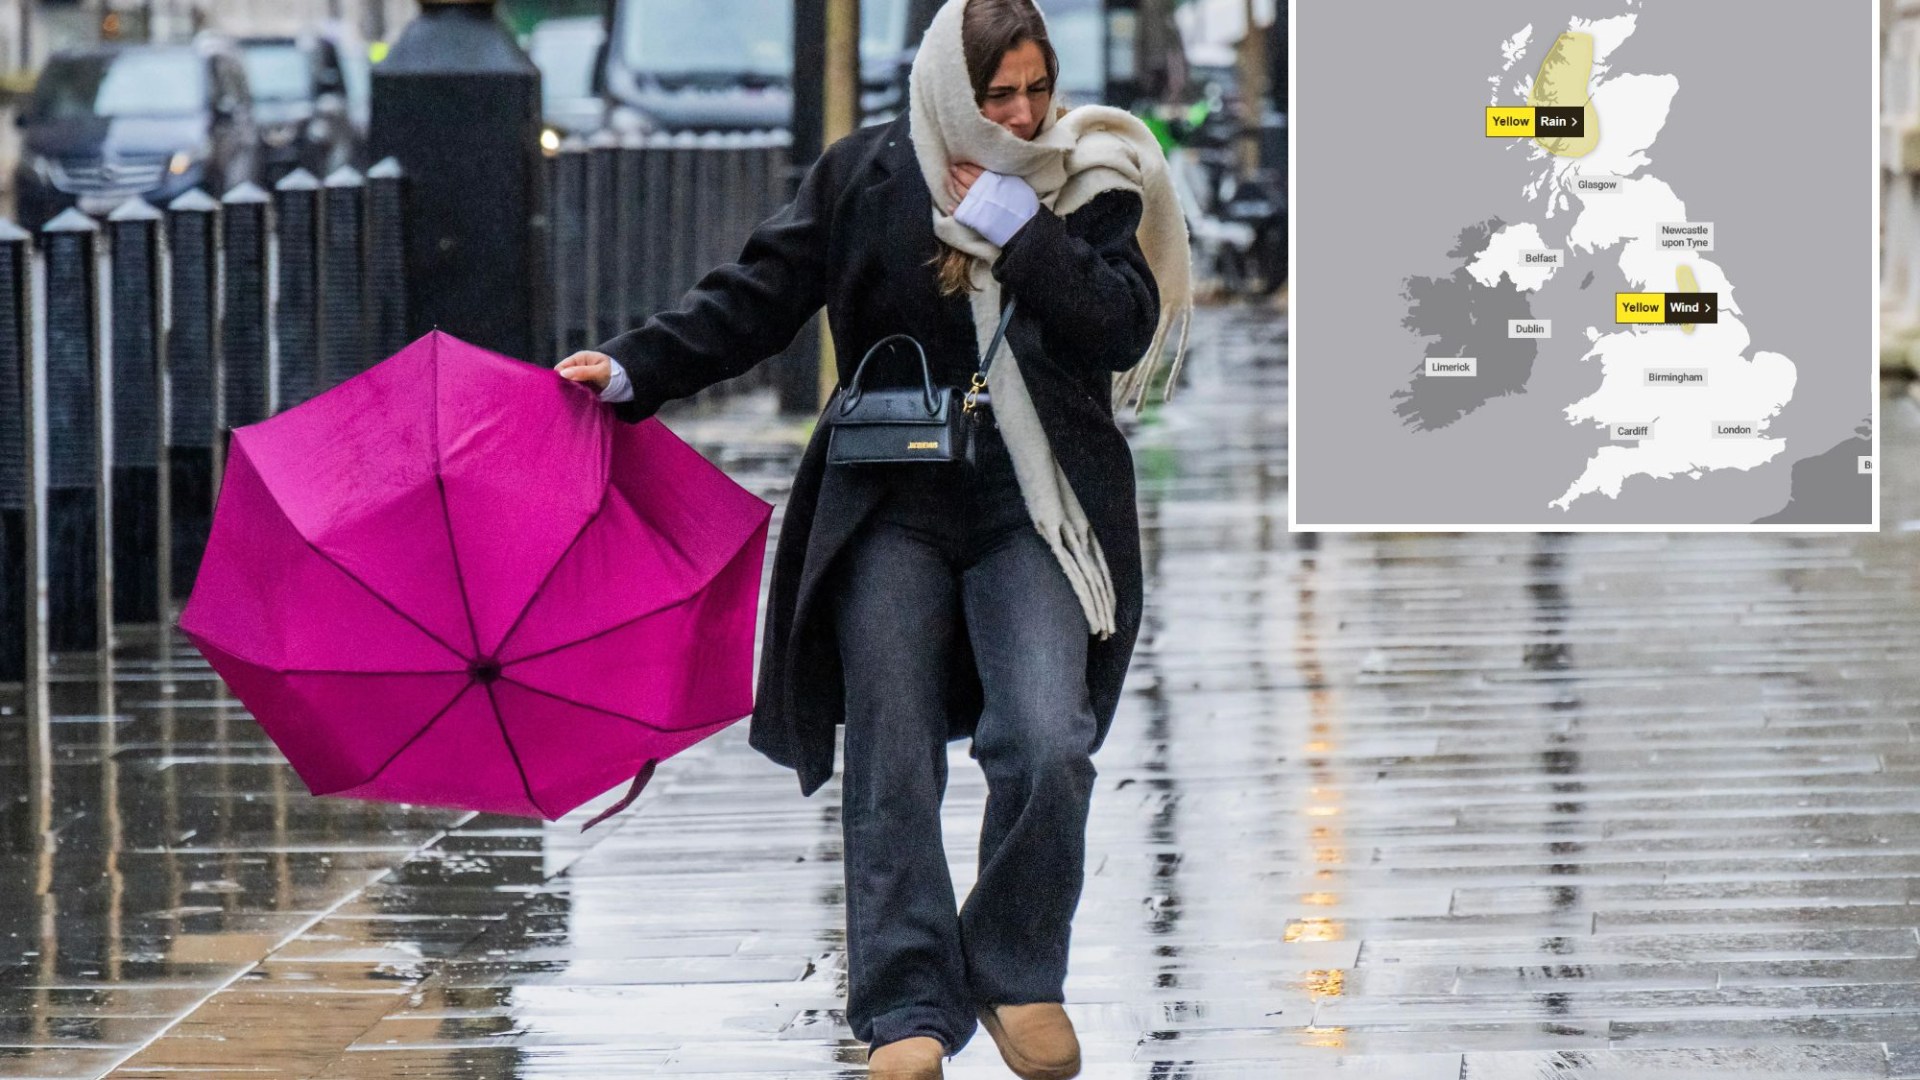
600, 0, 934, 134
239, 35, 358, 183
528, 16, 609, 143
15, 38, 258, 231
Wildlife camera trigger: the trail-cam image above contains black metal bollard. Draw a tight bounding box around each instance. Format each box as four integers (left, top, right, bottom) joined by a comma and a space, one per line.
552, 136, 590, 356
40, 210, 107, 653
589, 131, 623, 347
693, 133, 724, 301
666, 132, 697, 308
221, 183, 272, 432
322, 166, 369, 387
165, 190, 222, 605
367, 158, 409, 360
273, 169, 323, 412
107, 199, 167, 626
0, 222, 31, 681
370, 0, 547, 362
615, 132, 645, 336
639, 132, 671, 321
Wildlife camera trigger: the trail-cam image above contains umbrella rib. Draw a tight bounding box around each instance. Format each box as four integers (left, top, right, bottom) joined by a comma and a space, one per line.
336, 679, 476, 793
482, 679, 552, 818
429, 334, 484, 658
435, 473, 485, 657
486, 487, 613, 659
499, 588, 702, 668
289, 533, 469, 663
232, 414, 465, 665
498, 673, 739, 735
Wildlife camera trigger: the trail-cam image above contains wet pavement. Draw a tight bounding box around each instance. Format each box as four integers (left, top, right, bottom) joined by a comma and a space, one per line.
8, 298, 1920, 1077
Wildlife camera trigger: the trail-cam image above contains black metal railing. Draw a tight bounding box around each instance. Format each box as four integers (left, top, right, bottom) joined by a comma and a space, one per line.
544, 129, 796, 403
0, 161, 408, 678
0, 129, 800, 671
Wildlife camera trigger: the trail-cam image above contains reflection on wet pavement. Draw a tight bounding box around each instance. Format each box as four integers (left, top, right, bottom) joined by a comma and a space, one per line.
7, 301, 1920, 1077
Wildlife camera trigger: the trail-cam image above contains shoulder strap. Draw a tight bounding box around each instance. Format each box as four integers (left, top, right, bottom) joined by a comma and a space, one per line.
979, 298, 1017, 378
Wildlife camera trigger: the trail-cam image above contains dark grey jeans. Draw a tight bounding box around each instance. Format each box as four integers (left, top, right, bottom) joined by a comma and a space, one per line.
828, 415, 1100, 1056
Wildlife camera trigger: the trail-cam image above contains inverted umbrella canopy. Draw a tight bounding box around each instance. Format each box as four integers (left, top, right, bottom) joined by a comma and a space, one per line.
180, 330, 772, 821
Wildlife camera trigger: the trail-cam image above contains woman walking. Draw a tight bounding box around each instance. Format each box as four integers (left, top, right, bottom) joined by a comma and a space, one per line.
555, 1, 1190, 1076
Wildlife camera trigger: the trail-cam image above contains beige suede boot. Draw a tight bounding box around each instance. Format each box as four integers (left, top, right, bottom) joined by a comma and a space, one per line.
867, 1034, 945, 1079
977, 1002, 1081, 1080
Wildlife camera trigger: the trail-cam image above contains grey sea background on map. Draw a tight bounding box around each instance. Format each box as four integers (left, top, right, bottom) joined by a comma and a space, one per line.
1293, 0, 1872, 526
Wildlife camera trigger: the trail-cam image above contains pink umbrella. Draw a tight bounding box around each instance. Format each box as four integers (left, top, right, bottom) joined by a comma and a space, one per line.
179, 330, 771, 826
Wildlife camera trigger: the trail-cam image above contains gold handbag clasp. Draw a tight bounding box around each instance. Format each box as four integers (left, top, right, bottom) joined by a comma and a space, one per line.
963, 372, 988, 414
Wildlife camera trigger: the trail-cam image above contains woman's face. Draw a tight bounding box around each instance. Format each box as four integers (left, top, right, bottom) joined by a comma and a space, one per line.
979, 39, 1052, 141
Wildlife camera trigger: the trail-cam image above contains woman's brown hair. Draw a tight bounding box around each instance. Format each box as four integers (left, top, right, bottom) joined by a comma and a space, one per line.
929, 0, 1060, 297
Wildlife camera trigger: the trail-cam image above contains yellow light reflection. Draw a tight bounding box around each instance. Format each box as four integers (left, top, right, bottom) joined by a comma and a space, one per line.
1300, 892, 1339, 907
1300, 1025, 1349, 1050
1301, 968, 1346, 1000
1305, 805, 1340, 817
1283, 917, 1345, 943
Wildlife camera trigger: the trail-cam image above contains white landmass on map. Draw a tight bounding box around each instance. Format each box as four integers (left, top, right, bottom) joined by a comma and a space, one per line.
1490, 10, 1800, 512
1466, 222, 1559, 291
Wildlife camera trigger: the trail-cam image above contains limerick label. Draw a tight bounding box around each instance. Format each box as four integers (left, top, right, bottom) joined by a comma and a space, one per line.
1424, 357, 1478, 377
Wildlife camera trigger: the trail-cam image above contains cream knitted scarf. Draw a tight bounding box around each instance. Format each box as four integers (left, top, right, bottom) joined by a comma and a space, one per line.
906, 0, 1193, 639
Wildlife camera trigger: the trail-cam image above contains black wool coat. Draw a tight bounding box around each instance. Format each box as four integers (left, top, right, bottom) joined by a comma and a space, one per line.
594, 111, 1161, 797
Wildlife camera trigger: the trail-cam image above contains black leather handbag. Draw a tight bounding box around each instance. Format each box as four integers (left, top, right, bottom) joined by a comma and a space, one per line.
825, 299, 1017, 468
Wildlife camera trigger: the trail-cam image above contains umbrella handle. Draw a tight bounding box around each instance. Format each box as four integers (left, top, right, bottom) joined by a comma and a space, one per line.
581, 758, 660, 832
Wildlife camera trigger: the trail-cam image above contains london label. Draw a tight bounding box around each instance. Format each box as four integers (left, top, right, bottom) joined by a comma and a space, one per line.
1711, 421, 1759, 438
1424, 357, 1477, 377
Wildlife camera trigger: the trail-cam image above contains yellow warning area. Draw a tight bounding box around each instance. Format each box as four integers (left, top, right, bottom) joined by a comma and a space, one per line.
1675, 266, 1700, 335
1528, 32, 1597, 158
1485, 107, 1535, 137
1617, 293, 1665, 324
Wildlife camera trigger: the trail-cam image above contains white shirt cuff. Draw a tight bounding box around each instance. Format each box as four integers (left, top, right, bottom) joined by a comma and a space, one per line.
599, 357, 635, 404
954, 169, 1039, 248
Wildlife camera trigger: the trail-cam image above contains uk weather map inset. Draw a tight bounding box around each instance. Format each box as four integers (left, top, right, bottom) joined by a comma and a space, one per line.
1290, 0, 1875, 529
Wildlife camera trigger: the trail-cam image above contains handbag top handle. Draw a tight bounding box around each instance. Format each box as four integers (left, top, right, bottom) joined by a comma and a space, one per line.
838, 298, 1019, 418
842, 333, 938, 415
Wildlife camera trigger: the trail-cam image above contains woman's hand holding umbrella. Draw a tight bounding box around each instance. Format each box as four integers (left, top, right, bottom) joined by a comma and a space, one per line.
555, 350, 614, 393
